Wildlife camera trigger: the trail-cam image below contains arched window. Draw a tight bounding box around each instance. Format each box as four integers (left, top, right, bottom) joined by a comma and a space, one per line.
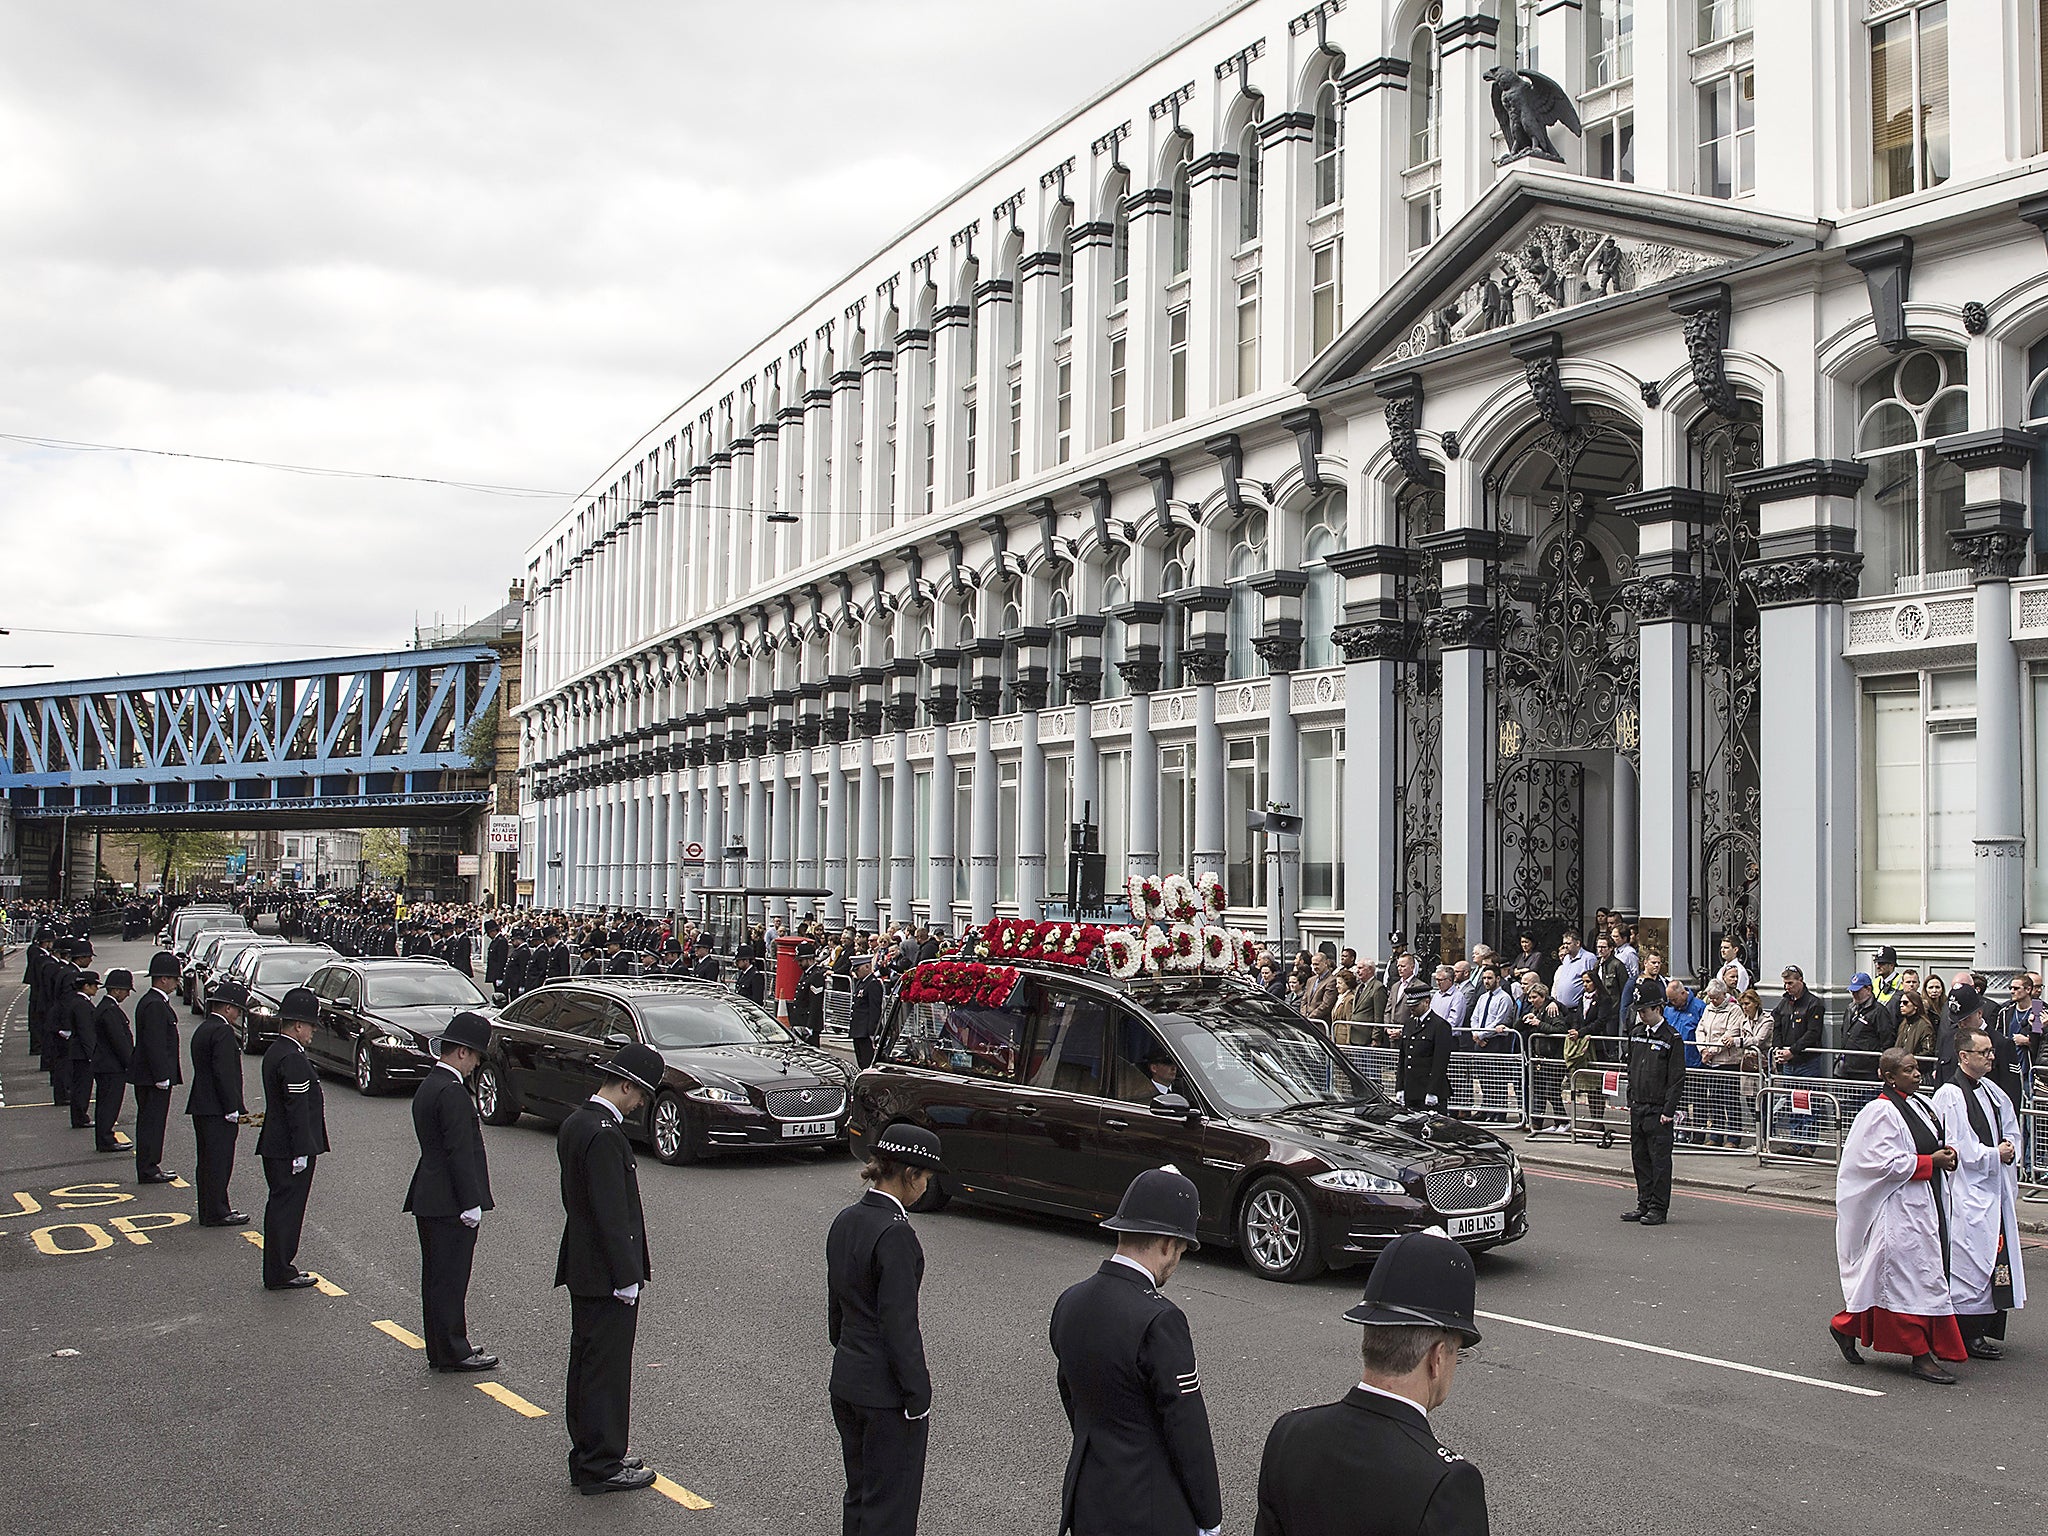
1313, 79, 1343, 209
1058, 215, 1076, 332
1302, 492, 1346, 669
956, 609, 976, 648
1409, 26, 1441, 167
1111, 185, 1131, 307
1160, 532, 1193, 690
1854, 347, 1968, 594
1238, 122, 1262, 244
1227, 512, 1269, 680
1102, 558, 1129, 699
2024, 337, 2048, 567
1169, 138, 1193, 278
1046, 569, 1073, 705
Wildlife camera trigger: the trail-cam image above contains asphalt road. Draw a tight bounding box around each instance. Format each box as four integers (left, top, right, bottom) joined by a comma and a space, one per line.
4, 936, 2044, 1535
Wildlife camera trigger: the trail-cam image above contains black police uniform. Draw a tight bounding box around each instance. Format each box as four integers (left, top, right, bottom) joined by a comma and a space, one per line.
44, 950, 81, 1104
1395, 1010, 1453, 1111
404, 1061, 495, 1366
848, 968, 884, 1070
827, 1171, 936, 1536
130, 980, 183, 1181
548, 937, 573, 980
64, 983, 101, 1127
1624, 1009, 1687, 1222
1255, 1388, 1487, 1536
257, 1034, 329, 1285
484, 929, 509, 990
556, 1088, 654, 1489
91, 990, 135, 1151
1049, 1259, 1222, 1536
444, 932, 474, 976
185, 1009, 246, 1224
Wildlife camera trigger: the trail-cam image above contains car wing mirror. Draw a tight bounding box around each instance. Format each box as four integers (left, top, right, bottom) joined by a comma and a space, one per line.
604, 1031, 633, 1048
1149, 1092, 1194, 1119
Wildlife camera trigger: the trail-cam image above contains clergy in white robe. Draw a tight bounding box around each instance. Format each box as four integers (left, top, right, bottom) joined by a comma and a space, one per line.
1932, 1029, 2028, 1355
1831, 1050, 1965, 1376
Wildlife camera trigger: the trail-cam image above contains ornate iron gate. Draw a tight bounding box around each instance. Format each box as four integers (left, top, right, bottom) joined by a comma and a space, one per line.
1394, 480, 1444, 967
1489, 756, 1585, 953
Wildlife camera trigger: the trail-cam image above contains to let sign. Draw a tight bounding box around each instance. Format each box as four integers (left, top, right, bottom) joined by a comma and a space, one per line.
487, 815, 521, 852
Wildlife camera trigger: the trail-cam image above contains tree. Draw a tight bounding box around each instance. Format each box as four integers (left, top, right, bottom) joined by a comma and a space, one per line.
362, 827, 409, 882
462, 702, 500, 776
134, 829, 241, 885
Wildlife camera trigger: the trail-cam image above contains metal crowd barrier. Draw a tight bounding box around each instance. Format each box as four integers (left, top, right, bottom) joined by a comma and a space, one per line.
2, 919, 33, 948
2022, 1064, 2048, 1203
1337, 1037, 1533, 1130
820, 972, 853, 1042
1755, 1051, 1893, 1166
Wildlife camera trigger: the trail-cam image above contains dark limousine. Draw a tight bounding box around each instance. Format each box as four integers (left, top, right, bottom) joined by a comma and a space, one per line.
849, 963, 1526, 1281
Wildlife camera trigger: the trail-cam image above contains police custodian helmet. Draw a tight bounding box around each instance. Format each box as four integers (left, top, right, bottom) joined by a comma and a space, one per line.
1342, 1231, 1482, 1345
1100, 1166, 1202, 1249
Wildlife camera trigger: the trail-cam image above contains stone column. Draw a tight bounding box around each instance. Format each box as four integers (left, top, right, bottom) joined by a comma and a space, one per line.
891, 328, 929, 526
1732, 461, 1868, 1000
1011, 630, 1052, 920
921, 650, 961, 925
1053, 616, 1104, 838
1615, 487, 1712, 975
886, 665, 920, 927
1111, 604, 1165, 883
860, 345, 894, 540
1328, 542, 1417, 959
1178, 589, 1231, 885
1940, 429, 2039, 986
965, 650, 1003, 925
823, 733, 850, 933
1252, 571, 1308, 947
853, 669, 884, 931
1416, 516, 1500, 963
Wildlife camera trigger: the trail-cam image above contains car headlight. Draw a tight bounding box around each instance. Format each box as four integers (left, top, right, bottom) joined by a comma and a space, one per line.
1310, 1168, 1408, 1195
688, 1084, 748, 1104
372, 1033, 412, 1049
1507, 1150, 1523, 1179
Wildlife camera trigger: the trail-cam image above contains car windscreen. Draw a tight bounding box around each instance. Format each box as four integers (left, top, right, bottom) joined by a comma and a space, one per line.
365, 970, 487, 1008
252, 951, 330, 989
634, 995, 792, 1049
1151, 993, 1376, 1116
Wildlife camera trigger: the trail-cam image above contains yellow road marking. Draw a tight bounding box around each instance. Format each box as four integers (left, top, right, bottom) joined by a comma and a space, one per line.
169, 1176, 190, 1188
243, 1231, 263, 1248
373, 1319, 426, 1350
114, 1131, 132, 1146
652, 1475, 714, 1510
474, 1382, 547, 1418
308, 1272, 346, 1296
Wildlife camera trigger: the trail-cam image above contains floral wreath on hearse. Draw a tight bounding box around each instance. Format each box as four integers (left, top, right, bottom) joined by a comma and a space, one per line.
899, 870, 1265, 1006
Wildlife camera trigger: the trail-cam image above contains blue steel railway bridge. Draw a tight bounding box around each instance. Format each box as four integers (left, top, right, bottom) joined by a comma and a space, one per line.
0, 646, 502, 897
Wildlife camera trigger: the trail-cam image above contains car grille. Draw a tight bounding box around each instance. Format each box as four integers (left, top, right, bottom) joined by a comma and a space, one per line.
1423, 1165, 1511, 1214
765, 1086, 845, 1120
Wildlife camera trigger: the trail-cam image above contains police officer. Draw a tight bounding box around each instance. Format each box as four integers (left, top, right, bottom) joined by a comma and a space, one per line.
827, 1124, 943, 1536
848, 952, 884, 1070
64, 967, 104, 1129
44, 937, 83, 1107
1253, 1231, 1488, 1536
1623, 995, 1686, 1226
1049, 1166, 1222, 1536
186, 977, 250, 1228
547, 925, 574, 980
91, 968, 136, 1153
257, 986, 330, 1288
443, 921, 474, 976
404, 1010, 497, 1372
131, 952, 184, 1184
1395, 995, 1453, 1112
556, 1042, 660, 1496
483, 918, 509, 996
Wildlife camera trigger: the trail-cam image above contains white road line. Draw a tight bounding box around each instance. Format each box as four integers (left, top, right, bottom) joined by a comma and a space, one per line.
1473, 1309, 1887, 1398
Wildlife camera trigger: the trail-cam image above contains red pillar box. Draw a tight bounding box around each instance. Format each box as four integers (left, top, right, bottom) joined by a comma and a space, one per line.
774, 933, 804, 1018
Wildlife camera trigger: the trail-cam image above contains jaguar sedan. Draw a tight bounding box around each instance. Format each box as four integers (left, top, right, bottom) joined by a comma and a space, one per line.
850, 966, 1527, 1282
225, 943, 338, 1053
477, 979, 850, 1164
301, 958, 494, 1094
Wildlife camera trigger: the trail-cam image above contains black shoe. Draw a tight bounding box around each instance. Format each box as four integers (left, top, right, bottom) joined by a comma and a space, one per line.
1598, 1132, 1615, 1150
1620, 1209, 1644, 1222
267, 1274, 320, 1291
1909, 1356, 1958, 1385
578, 1467, 656, 1496
1830, 1326, 1863, 1366
1966, 1340, 2003, 1361
71, 1119, 92, 1129
96, 1143, 123, 1153
1639, 1211, 1667, 1226
434, 1352, 499, 1373
139, 1171, 177, 1184
621, 1455, 645, 1470
202, 1212, 251, 1227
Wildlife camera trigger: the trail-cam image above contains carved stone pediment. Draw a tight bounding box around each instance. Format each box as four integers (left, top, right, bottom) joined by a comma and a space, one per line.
1301, 171, 1828, 395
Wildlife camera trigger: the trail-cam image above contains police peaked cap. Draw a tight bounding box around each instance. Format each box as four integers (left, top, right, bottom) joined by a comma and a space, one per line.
871, 1124, 944, 1170
148, 950, 183, 979
1342, 1231, 1482, 1345
278, 987, 320, 1025
1100, 1166, 1201, 1249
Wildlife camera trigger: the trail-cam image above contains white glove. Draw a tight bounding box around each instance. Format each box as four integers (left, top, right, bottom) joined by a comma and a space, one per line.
1424, 1095, 1440, 1107
612, 1283, 640, 1305
459, 1207, 482, 1228
1199, 1527, 1223, 1536
291, 1156, 308, 1174
156, 1080, 170, 1090
903, 1406, 930, 1421
224, 1111, 239, 1124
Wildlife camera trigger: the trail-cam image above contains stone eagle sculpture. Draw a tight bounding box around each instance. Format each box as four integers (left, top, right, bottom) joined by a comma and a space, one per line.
1485, 64, 1583, 165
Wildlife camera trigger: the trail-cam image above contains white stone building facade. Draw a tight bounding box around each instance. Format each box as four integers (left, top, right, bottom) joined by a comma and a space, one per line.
518, 0, 2048, 1002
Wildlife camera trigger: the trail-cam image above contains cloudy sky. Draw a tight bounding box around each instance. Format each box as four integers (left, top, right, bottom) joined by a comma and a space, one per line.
0, 1, 1208, 684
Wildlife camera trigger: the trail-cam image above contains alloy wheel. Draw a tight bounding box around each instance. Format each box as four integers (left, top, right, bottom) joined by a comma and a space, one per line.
475, 1067, 499, 1118
1246, 1188, 1303, 1273
355, 1044, 375, 1094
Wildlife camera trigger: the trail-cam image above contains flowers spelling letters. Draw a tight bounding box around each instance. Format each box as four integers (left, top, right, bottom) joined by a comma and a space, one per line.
900, 961, 1022, 1008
